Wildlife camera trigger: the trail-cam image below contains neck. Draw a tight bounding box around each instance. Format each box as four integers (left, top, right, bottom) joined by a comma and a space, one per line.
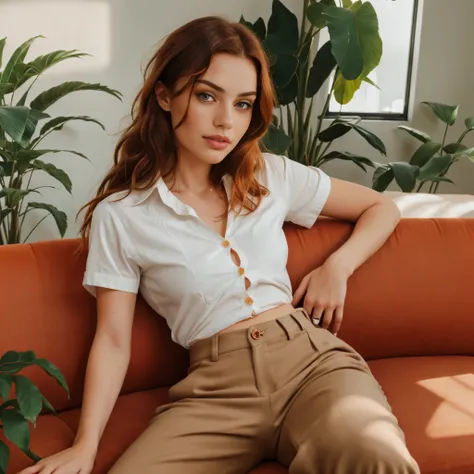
168, 154, 213, 196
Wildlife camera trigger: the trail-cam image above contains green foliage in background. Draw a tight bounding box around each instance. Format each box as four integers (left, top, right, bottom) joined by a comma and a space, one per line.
241, 0, 386, 173
0, 351, 69, 473
0, 36, 122, 245
373, 102, 474, 193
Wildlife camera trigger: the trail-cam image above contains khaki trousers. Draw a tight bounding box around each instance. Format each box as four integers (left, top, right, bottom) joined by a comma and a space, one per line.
108, 309, 420, 474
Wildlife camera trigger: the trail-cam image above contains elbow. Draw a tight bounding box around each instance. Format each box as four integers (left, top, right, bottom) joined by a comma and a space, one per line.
378, 195, 401, 227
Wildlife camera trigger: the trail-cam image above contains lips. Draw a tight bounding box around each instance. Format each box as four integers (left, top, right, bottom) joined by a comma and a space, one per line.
204, 135, 231, 143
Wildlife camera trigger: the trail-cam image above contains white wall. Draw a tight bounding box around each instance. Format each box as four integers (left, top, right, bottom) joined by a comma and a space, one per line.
0, 0, 472, 243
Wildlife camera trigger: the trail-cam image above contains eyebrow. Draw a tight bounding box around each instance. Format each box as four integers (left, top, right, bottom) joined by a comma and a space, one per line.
196, 79, 257, 97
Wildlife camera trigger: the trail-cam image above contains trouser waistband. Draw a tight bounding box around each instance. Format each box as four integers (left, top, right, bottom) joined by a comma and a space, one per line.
189, 308, 314, 365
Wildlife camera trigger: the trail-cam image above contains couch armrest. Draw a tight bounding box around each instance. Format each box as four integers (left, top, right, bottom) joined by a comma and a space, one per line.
285, 218, 474, 360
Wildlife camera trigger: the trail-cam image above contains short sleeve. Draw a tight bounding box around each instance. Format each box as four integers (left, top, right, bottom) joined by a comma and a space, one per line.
82, 203, 141, 297
265, 153, 332, 228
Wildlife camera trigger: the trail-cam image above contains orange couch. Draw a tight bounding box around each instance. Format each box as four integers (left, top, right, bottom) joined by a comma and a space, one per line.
1, 218, 474, 474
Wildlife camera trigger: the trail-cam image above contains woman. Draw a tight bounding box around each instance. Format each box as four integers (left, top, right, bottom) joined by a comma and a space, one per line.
19, 16, 419, 474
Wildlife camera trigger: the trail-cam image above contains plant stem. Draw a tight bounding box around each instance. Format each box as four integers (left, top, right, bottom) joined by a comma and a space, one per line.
431, 124, 450, 193
312, 75, 335, 165
22, 214, 48, 244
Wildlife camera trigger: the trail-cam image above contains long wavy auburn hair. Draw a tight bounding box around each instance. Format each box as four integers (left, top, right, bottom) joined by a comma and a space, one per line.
76, 16, 277, 251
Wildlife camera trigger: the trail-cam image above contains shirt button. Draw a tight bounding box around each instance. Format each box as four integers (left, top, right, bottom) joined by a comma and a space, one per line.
222, 240, 230, 248
244, 296, 254, 305
237, 267, 245, 276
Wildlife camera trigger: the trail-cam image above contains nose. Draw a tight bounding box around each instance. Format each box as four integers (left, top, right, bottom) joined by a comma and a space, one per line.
214, 102, 233, 130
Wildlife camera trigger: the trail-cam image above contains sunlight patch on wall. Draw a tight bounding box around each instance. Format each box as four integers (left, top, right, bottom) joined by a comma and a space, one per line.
0, 1, 111, 73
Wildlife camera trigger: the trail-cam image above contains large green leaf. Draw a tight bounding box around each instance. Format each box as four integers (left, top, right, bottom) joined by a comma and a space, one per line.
422, 102, 459, 126
453, 146, 474, 158
264, 0, 299, 56
0, 188, 41, 208
30, 81, 122, 112
7, 50, 89, 94
39, 116, 105, 137
0, 209, 13, 224
41, 395, 57, 415
409, 141, 442, 167
372, 165, 394, 192
0, 351, 36, 366
398, 125, 431, 143
31, 160, 72, 193
13, 376, 43, 425
352, 124, 386, 155
1, 407, 30, 451
333, 70, 362, 105
0, 106, 49, 146
418, 154, 452, 180
17, 149, 89, 163
26, 203, 68, 238
272, 54, 299, 91
465, 117, 474, 130
318, 121, 352, 142
1, 36, 43, 85
277, 73, 298, 106
443, 142, 467, 154
307, 2, 331, 29
320, 150, 374, 172
306, 41, 337, 98
34, 358, 69, 397
240, 16, 266, 42
323, 3, 382, 80
388, 162, 419, 192
0, 374, 13, 400
0, 37, 6, 71
0, 440, 9, 474
262, 123, 292, 155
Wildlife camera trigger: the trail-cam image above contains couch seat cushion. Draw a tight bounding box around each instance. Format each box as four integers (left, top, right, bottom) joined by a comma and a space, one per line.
369, 356, 474, 474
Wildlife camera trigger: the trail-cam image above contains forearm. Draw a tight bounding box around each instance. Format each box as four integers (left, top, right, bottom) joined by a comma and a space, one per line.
73, 332, 130, 454
324, 200, 401, 277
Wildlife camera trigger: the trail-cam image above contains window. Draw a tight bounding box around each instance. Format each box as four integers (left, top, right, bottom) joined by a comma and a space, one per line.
325, 0, 420, 120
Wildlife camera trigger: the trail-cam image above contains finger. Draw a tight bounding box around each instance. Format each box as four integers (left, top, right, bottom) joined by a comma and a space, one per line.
321, 307, 334, 330
292, 275, 310, 306
18, 463, 44, 474
38, 466, 55, 474
311, 306, 324, 325
331, 306, 344, 335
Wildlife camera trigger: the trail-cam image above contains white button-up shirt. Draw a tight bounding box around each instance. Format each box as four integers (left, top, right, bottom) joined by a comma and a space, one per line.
83, 153, 331, 348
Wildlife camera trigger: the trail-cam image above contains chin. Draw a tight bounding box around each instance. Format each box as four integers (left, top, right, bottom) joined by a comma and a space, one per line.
199, 150, 231, 165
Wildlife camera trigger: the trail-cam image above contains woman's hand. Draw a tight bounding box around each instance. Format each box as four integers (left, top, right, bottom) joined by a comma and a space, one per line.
292, 260, 351, 335
17, 443, 96, 474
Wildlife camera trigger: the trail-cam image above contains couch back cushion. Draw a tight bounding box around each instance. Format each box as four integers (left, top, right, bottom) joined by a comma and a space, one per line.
1, 218, 473, 411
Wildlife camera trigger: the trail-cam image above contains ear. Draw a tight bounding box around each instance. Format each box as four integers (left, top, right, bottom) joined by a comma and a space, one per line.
155, 82, 171, 111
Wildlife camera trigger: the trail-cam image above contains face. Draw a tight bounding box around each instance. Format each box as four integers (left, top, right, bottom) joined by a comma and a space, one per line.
156, 53, 258, 168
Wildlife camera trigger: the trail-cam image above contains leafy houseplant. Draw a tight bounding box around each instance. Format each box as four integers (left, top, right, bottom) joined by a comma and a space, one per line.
240, 0, 387, 173
372, 102, 474, 194
0, 351, 69, 473
0, 36, 122, 245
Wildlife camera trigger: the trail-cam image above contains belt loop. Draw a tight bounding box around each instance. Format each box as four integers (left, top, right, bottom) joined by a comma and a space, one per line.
211, 335, 219, 362
290, 311, 305, 331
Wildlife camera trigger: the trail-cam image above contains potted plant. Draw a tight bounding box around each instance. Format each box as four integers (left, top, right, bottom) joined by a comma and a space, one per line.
240, 0, 386, 173
372, 102, 474, 193
0, 351, 69, 473
0, 36, 122, 245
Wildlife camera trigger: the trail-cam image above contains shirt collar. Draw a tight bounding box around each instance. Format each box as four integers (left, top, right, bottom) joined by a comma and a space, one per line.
128, 174, 233, 217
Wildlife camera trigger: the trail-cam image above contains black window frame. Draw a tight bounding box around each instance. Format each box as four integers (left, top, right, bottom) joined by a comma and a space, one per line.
325, 0, 420, 122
